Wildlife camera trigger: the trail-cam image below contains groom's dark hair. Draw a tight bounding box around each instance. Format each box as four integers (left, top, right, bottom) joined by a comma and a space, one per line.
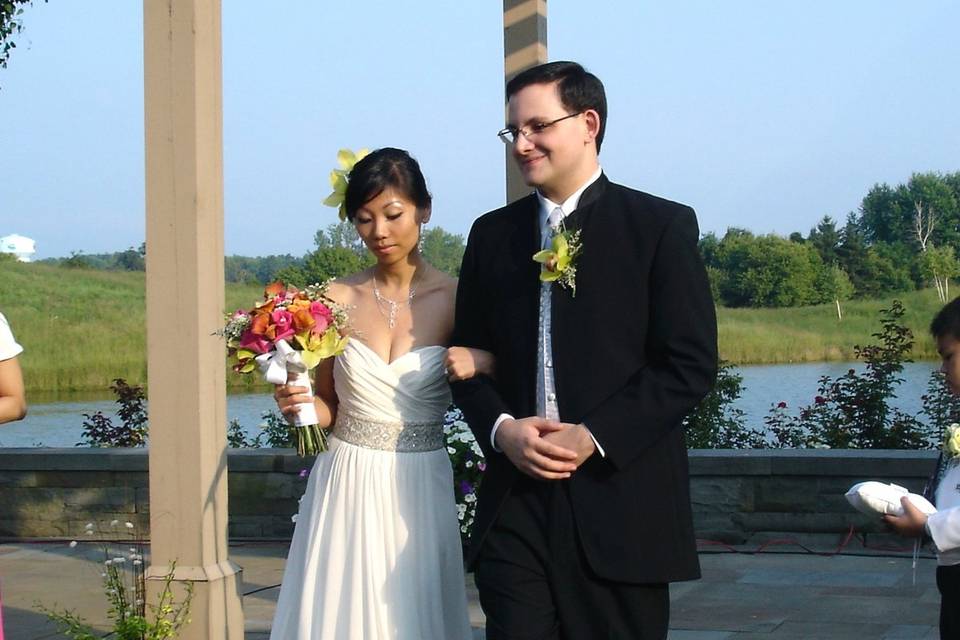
931, 296, 960, 340
344, 147, 432, 222
506, 61, 607, 152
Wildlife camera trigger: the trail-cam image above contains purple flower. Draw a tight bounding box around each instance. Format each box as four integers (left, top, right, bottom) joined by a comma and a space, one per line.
298, 469, 309, 479
478, 461, 486, 471
459, 480, 473, 495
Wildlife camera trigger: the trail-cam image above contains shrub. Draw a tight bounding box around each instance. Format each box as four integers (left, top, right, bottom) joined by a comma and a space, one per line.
763, 300, 938, 449
78, 379, 148, 447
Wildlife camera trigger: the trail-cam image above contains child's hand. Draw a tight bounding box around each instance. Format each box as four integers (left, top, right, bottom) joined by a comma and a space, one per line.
883, 496, 928, 538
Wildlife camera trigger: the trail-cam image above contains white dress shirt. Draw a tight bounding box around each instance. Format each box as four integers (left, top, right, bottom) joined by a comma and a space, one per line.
928, 461, 960, 566
491, 167, 605, 457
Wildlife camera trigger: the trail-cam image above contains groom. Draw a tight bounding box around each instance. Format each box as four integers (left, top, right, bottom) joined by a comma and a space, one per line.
451, 61, 718, 638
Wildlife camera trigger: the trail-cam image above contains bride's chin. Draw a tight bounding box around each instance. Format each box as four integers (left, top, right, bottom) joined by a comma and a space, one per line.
373, 250, 417, 267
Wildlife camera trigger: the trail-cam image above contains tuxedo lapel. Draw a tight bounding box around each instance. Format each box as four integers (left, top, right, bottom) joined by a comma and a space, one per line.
567, 173, 608, 223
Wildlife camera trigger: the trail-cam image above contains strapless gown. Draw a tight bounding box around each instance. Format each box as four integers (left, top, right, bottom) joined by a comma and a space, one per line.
268, 339, 472, 639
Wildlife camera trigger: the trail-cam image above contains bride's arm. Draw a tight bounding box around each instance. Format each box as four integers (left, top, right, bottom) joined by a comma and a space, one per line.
444, 346, 495, 382
311, 355, 339, 427
442, 276, 496, 382
273, 355, 338, 428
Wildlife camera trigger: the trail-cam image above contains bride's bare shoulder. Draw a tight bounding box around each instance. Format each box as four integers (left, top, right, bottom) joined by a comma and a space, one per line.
422, 266, 457, 295
432, 271, 458, 305
325, 270, 370, 305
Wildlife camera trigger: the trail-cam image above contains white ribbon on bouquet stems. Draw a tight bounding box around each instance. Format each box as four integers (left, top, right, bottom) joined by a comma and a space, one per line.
255, 338, 326, 455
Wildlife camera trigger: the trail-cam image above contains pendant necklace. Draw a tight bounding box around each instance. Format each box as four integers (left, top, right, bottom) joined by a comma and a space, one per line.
372, 271, 419, 329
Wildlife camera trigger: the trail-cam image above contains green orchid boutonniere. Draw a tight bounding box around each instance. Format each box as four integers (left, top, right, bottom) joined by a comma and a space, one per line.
533, 228, 582, 296
322, 148, 370, 220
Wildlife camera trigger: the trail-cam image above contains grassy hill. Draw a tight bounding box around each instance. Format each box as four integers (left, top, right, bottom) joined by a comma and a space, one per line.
0, 261, 945, 393
0, 261, 263, 394
718, 290, 942, 364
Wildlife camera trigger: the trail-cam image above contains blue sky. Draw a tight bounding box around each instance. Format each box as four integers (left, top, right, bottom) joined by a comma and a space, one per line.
1, 1, 958, 259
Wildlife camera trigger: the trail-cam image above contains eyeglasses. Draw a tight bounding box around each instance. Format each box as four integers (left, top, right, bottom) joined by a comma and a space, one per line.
497, 112, 583, 145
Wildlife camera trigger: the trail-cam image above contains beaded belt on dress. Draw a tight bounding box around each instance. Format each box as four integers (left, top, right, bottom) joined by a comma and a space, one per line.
332, 410, 445, 452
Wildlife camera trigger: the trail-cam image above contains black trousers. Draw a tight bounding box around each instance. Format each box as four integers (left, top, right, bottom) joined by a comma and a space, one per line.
938, 563, 960, 640
474, 477, 669, 640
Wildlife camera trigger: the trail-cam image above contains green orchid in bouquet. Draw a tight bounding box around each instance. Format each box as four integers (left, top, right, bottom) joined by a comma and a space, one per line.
37, 520, 193, 640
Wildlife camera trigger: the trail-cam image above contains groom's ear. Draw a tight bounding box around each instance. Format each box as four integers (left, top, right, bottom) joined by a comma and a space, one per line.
583, 109, 601, 146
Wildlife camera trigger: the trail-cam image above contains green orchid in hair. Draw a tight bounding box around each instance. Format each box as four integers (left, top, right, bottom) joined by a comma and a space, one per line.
322, 148, 370, 220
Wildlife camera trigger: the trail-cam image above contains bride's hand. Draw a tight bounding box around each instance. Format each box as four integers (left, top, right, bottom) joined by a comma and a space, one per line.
273, 374, 312, 424
444, 346, 496, 382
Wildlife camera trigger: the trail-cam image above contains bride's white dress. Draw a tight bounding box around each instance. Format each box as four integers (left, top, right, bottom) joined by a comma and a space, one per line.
269, 339, 472, 640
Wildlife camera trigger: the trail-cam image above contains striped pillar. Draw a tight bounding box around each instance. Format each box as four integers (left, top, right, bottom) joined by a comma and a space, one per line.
503, 0, 548, 203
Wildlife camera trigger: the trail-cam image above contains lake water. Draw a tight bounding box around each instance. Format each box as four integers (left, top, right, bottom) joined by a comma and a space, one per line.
0, 360, 941, 448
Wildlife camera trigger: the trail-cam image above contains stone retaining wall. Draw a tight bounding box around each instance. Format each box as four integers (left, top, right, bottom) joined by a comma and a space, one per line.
0, 449, 940, 544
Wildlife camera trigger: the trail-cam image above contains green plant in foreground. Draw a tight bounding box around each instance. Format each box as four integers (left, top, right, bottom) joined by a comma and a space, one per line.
37, 520, 193, 639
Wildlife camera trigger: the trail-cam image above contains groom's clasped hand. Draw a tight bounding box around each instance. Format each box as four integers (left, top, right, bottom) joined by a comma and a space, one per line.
494, 416, 594, 479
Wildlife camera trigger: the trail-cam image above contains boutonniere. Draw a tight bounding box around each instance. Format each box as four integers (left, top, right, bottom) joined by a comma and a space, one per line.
944, 423, 960, 460
533, 226, 582, 296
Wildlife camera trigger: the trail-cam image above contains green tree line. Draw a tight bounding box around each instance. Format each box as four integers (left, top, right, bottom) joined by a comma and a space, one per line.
28, 171, 960, 308
703, 171, 960, 308
34, 223, 466, 286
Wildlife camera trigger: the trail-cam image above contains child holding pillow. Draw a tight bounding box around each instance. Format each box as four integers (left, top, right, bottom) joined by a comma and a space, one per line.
886, 296, 960, 639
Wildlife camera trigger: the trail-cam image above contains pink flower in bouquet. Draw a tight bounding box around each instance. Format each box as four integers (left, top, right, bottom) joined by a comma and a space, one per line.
310, 301, 333, 333
239, 330, 271, 354
272, 309, 296, 342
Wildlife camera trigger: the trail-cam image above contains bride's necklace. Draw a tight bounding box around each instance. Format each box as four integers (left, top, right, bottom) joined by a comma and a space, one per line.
372, 271, 419, 329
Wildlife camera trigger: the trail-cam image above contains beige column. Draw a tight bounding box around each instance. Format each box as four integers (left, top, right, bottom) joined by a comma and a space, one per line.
144, 1, 244, 638
503, 0, 548, 203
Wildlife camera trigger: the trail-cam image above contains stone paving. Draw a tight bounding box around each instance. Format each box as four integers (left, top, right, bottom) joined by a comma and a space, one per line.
0, 541, 942, 639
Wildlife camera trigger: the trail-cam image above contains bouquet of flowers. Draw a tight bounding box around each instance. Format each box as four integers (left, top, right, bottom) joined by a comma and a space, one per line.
222, 281, 348, 455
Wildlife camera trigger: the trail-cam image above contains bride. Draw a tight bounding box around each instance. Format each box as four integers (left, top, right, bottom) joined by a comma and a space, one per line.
269, 147, 490, 639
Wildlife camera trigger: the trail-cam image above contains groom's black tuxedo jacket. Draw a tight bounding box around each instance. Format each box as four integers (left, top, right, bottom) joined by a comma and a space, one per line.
451, 175, 718, 584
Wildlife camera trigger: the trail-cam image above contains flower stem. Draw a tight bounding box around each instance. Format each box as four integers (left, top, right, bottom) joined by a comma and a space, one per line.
294, 424, 328, 456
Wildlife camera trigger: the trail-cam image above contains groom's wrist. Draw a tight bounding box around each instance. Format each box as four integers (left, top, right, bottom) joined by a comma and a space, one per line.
580, 423, 605, 458
491, 413, 514, 452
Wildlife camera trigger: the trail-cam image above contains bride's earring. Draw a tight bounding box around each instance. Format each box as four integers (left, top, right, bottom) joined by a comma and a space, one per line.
418, 224, 424, 253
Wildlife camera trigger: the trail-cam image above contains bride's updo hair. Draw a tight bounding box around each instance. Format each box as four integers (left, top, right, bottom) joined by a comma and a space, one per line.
344, 148, 432, 222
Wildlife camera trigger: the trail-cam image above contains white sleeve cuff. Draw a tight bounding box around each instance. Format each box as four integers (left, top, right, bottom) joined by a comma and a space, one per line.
927, 506, 960, 553
583, 427, 605, 458
491, 413, 514, 452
